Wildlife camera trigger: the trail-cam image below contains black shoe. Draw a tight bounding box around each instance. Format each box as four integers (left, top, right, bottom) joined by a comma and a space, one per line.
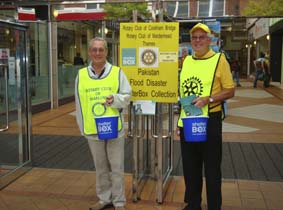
182, 204, 202, 210
182, 205, 189, 210
89, 202, 113, 210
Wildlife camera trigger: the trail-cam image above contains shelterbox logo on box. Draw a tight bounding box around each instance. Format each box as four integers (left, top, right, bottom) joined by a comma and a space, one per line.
122, 48, 136, 66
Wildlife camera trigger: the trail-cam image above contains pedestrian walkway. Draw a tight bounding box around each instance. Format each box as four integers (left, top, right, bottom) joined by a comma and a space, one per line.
1, 80, 283, 210
1, 168, 283, 210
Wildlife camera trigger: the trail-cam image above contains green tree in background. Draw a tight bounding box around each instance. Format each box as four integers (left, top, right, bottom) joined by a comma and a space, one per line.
243, 0, 283, 16
103, 3, 150, 21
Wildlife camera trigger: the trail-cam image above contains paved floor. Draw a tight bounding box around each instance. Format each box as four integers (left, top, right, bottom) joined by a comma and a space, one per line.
6, 134, 278, 181
1, 80, 283, 210
1, 168, 283, 210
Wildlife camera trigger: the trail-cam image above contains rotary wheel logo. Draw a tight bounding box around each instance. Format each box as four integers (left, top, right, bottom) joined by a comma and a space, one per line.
141, 49, 156, 66
182, 77, 203, 96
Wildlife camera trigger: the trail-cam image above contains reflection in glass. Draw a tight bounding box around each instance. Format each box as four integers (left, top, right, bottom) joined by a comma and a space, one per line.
28, 23, 49, 104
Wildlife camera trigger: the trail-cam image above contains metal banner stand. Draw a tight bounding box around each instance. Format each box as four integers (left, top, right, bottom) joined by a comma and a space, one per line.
130, 102, 146, 202
128, 1, 174, 204
152, 103, 174, 203
128, 102, 174, 204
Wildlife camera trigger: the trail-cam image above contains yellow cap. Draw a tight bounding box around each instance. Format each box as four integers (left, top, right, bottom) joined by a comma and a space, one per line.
190, 23, 211, 34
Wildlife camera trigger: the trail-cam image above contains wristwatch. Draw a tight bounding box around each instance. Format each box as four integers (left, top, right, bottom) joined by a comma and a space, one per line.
209, 96, 214, 103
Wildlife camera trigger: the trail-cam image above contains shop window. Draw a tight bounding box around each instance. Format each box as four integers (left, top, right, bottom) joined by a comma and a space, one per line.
28, 22, 50, 104
198, 0, 225, 17
167, 2, 189, 18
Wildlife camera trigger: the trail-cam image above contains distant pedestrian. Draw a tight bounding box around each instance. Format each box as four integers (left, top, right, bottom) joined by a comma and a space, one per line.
231, 59, 241, 87
73, 52, 84, 65
253, 52, 266, 88
262, 55, 271, 88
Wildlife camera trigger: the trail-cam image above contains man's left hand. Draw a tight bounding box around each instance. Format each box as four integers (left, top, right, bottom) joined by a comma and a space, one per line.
192, 96, 209, 108
105, 95, 114, 106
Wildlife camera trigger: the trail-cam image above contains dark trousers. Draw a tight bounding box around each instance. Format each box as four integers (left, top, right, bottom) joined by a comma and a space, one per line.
264, 73, 271, 88
180, 111, 222, 210
253, 69, 263, 88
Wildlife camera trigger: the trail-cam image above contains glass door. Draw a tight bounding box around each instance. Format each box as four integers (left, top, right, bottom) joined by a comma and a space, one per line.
0, 20, 31, 188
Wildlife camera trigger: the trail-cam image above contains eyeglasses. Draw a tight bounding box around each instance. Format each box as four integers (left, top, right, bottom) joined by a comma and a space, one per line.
90, 48, 105, 54
191, 35, 209, 41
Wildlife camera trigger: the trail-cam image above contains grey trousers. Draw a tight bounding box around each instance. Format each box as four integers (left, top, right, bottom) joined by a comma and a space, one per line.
87, 137, 126, 207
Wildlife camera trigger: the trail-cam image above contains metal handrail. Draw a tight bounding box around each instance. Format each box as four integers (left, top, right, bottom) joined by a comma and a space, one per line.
152, 103, 174, 204
162, 103, 174, 188
151, 106, 171, 140
127, 102, 133, 138
136, 115, 145, 139
132, 104, 147, 202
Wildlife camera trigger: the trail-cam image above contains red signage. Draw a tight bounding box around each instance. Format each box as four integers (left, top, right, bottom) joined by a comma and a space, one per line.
56, 9, 106, 21
18, 7, 36, 21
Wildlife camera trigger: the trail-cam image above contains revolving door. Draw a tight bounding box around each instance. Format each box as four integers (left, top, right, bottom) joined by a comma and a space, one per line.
0, 20, 31, 189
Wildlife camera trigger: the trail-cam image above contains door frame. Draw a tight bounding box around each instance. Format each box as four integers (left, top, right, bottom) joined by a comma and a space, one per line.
0, 20, 32, 189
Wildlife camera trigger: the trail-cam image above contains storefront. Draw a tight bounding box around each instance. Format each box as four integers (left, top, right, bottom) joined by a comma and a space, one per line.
270, 18, 283, 84
0, 3, 120, 112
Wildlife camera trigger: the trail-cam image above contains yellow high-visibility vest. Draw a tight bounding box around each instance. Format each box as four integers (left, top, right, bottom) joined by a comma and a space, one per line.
78, 66, 122, 135
178, 53, 221, 127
